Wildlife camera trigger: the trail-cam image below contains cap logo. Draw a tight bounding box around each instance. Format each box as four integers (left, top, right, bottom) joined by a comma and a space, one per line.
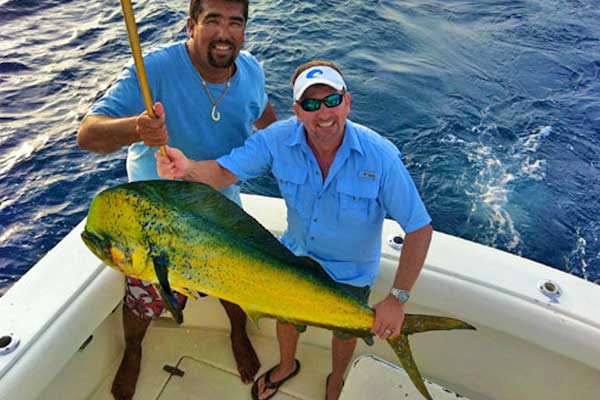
307, 69, 324, 79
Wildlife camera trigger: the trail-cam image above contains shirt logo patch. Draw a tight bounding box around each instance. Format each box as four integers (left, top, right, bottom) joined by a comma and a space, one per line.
360, 171, 377, 180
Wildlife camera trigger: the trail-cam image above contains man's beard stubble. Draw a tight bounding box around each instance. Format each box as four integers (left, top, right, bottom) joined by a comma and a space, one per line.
207, 40, 237, 69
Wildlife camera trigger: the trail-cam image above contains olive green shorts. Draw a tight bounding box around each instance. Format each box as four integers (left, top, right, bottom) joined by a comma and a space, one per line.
294, 283, 371, 340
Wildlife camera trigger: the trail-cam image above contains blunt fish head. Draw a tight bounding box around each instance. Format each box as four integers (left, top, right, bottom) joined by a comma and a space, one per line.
81, 185, 155, 278
81, 228, 115, 267
81, 226, 140, 275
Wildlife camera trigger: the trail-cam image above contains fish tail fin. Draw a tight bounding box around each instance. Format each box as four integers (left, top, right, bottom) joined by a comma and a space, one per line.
386, 315, 474, 400
402, 314, 476, 334
387, 334, 433, 400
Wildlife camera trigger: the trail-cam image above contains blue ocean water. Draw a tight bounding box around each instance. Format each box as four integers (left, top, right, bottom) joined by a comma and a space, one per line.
1, 0, 599, 295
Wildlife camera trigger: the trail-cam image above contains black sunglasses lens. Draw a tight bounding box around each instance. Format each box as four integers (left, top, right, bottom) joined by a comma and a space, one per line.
323, 93, 343, 108
299, 93, 344, 112
300, 99, 321, 112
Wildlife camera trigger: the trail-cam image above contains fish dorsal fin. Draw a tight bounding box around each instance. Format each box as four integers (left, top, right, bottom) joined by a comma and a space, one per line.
297, 255, 340, 283
297, 256, 370, 305
123, 180, 299, 266
297, 256, 322, 270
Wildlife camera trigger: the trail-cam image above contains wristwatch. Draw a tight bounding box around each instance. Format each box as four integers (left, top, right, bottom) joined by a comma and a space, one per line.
390, 288, 410, 304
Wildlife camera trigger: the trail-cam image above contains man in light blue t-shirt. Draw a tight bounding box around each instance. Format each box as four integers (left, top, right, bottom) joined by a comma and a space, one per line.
157, 60, 433, 400
77, 1, 276, 398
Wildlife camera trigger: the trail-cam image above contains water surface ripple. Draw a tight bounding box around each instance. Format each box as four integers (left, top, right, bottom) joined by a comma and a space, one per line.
1, 0, 599, 294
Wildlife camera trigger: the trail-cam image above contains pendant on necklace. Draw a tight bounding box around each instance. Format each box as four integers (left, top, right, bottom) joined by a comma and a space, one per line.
211, 105, 221, 122
202, 67, 230, 123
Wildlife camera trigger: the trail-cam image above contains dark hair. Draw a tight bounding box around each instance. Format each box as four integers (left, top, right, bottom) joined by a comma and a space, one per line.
189, 0, 249, 23
290, 60, 345, 87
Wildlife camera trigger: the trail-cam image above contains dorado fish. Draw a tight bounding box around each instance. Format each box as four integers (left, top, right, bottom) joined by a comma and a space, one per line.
81, 180, 474, 400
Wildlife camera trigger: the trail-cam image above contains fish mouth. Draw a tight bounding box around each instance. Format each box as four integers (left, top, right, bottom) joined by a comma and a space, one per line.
81, 229, 112, 263
81, 229, 99, 247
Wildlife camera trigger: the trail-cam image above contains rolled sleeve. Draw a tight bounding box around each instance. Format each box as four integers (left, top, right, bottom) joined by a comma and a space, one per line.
381, 154, 431, 233
216, 130, 273, 181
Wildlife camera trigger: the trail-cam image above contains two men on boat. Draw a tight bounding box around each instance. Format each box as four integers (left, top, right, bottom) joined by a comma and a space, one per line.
155, 60, 433, 400
79, 0, 432, 399
77, 0, 275, 398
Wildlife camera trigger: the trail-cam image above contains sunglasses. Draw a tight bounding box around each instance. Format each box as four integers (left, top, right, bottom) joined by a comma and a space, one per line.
298, 93, 344, 112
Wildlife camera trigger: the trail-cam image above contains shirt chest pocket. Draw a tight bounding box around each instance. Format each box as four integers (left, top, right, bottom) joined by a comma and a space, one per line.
336, 178, 379, 225
274, 167, 310, 218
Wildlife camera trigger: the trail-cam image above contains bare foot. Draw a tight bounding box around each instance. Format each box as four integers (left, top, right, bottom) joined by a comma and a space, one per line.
111, 345, 141, 400
231, 331, 260, 384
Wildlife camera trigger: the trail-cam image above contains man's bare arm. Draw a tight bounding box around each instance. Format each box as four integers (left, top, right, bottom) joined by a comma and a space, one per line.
77, 115, 139, 154
390, 224, 433, 292
371, 223, 433, 339
77, 103, 168, 154
254, 101, 277, 130
184, 160, 239, 190
156, 146, 239, 190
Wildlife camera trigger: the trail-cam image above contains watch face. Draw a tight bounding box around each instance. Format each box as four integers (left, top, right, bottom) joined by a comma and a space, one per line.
393, 289, 410, 303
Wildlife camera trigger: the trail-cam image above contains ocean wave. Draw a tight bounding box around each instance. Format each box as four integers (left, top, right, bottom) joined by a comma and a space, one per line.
1, 0, 599, 291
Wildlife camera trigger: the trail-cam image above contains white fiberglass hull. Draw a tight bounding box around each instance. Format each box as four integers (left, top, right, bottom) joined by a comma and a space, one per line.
1, 194, 599, 400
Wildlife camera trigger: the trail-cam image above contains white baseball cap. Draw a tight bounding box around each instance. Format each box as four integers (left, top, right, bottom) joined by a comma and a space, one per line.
293, 66, 347, 101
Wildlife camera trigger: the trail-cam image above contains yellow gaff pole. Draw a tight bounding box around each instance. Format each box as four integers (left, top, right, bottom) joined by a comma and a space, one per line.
119, 0, 167, 157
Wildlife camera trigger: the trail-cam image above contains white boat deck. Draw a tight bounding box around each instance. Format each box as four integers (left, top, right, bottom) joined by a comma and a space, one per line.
77, 314, 467, 400
89, 322, 314, 400
3, 193, 600, 400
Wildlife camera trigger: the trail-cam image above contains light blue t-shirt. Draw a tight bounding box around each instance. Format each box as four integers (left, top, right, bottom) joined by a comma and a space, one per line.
217, 117, 432, 286
89, 41, 268, 202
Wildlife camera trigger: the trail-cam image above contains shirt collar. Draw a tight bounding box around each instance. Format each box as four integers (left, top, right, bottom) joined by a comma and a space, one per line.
284, 118, 307, 147
343, 120, 364, 156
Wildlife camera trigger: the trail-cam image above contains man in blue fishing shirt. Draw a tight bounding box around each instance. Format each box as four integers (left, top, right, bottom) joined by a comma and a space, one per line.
156, 60, 432, 400
77, 0, 276, 398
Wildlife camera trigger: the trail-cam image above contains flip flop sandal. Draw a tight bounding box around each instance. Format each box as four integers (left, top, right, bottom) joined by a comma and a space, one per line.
251, 359, 301, 400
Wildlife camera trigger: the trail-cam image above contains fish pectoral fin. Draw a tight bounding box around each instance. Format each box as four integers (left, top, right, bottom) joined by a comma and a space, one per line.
361, 333, 375, 346
388, 334, 433, 400
153, 254, 184, 325
402, 314, 476, 335
242, 308, 265, 329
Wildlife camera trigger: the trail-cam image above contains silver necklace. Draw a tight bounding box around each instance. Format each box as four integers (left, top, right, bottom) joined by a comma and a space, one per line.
200, 67, 231, 122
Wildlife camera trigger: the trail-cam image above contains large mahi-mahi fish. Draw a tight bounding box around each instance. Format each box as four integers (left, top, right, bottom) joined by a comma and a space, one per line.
81, 180, 474, 400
